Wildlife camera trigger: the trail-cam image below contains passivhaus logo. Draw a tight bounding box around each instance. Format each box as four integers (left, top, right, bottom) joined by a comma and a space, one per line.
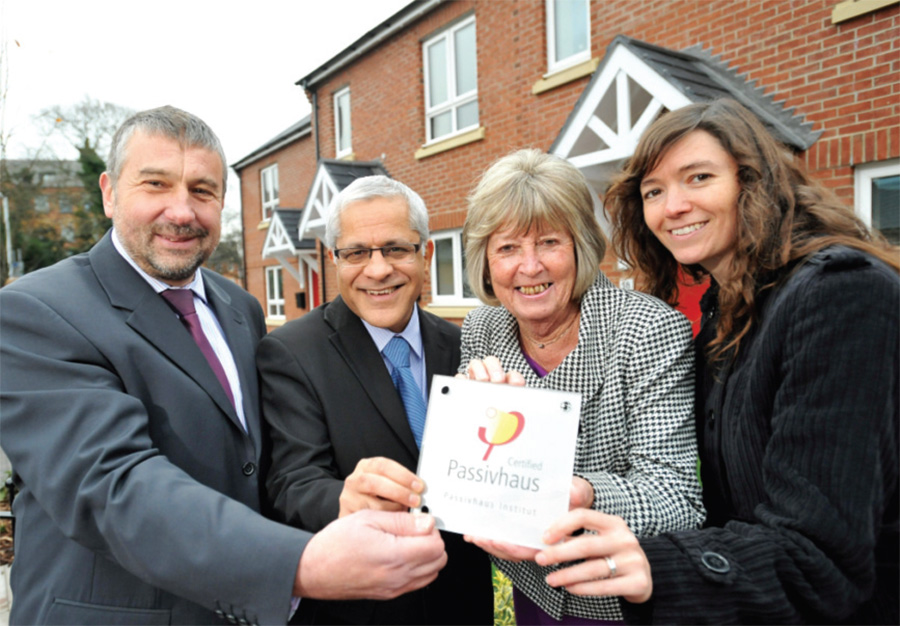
478, 407, 525, 461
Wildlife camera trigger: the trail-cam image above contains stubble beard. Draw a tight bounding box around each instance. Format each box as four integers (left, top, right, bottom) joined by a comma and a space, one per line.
125, 223, 217, 283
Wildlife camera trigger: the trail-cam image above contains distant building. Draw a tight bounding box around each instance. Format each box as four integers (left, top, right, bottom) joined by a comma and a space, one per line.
3, 159, 85, 230
2, 159, 88, 279
234, 0, 899, 332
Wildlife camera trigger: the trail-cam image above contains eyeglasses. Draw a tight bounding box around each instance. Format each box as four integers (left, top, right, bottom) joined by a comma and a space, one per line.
333, 243, 421, 266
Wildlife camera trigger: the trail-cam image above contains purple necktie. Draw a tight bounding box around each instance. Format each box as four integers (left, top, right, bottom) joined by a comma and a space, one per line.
161, 289, 235, 407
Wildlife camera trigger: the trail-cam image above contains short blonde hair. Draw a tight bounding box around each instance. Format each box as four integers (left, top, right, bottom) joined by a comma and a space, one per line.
463, 149, 606, 305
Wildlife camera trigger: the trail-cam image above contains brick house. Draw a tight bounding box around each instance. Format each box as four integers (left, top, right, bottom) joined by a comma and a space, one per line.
2, 159, 86, 280
3, 159, 84, 239
234, 0, 899, 332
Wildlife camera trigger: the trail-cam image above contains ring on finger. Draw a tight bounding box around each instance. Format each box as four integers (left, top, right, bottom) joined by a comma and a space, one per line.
605, 556, 617, 578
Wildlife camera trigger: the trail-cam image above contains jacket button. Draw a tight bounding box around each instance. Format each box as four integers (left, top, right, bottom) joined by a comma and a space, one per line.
707, 409, 715, 428
241, 462, 256, 476
701, 551, 730, 573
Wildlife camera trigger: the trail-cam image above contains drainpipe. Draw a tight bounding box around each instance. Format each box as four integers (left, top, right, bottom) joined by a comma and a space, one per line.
303, 80, 325, 300
303, 81, 320, 163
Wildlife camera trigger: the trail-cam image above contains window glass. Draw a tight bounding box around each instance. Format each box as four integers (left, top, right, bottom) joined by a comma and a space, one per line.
435, 237, 455, 295
873, 175, 900, 245
431, 111, 452, 139
457, 101, 479, 130
455, 22, 477, 94
261, 164, 279, 221
554, 0, 588, 62
335, 88, 352, 156
428, 40, 448, 106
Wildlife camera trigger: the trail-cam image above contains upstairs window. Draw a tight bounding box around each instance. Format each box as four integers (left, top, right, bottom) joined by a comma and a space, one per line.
261, 164, 279, 221
855, 160, 900, 245
423, 16, 478, 143
334, 87, 352, 158
546, 0, 590, 74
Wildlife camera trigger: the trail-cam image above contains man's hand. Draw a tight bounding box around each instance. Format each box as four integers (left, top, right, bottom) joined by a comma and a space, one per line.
295, 510, 447, 600
339, 457, 424, 517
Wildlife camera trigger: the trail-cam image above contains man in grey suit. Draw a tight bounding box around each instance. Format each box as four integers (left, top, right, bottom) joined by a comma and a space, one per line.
257, 176, 493, 624
0, 107, 446, 626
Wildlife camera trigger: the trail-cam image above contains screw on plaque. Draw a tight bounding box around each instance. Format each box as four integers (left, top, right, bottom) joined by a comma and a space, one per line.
441, 386, 450, 395
561, 401, 571, 411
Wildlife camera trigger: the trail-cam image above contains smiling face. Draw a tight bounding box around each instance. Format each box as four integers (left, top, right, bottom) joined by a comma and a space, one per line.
640, 130, 741, 283
331, 196, 433, 332
100, 130, 224, 286
485, 223, 578, 331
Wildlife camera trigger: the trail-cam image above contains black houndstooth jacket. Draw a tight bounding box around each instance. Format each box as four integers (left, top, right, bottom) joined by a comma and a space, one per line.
460, 272, 706, 621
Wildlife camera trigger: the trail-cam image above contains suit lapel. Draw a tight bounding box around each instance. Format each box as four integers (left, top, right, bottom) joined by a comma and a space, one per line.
204, 274, 260, 442
90, 234, 245, 434
324, 297, 419, 457
419, 307, 457, 397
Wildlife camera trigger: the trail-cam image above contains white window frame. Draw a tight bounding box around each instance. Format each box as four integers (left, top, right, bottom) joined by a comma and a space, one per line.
334, 87, 352, 158
855, 159, 900, 230
423, 15, 479, 144
260, 164, 279, 221
265, 266, 285, 319
546, 0, 591, 74
430, 229, 481, 306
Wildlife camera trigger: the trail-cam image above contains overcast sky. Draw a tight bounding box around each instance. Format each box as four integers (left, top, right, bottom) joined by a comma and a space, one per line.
1, 0, 411, 218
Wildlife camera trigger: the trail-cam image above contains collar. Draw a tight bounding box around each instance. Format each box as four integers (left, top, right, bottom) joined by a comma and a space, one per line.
361, 305, 423, 359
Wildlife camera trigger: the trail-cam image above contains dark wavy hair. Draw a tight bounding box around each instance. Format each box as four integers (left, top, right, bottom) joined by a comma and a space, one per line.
604, 98, 899, 359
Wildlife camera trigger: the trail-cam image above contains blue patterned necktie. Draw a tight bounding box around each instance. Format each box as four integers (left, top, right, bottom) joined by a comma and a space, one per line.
383, 336, 427, 447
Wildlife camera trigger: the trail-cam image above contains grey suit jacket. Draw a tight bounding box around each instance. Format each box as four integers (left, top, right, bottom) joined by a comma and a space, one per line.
0, 233, 309, 625
257, 297, 493, 624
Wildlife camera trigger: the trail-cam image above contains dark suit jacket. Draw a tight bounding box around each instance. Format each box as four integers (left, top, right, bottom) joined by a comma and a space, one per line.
258, 296, 492, 625
0, 233, 309, 625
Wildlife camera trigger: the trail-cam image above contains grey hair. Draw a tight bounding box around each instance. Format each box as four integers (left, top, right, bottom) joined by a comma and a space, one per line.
325, 175, 430, 249
463, 149, 606, 305
106, 105, 227, 194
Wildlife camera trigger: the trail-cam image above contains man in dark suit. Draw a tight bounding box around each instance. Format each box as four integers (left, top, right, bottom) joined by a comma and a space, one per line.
0, 107, 447, 626
257, 176, 493, 625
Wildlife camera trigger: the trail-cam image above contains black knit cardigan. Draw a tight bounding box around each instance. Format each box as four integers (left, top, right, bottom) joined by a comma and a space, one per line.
622, 246, 899, 624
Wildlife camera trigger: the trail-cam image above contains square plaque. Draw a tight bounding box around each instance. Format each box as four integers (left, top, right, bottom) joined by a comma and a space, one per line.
416, 375, 581, 548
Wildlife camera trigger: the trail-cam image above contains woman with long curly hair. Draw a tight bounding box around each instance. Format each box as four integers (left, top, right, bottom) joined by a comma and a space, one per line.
530, 99, 899, 624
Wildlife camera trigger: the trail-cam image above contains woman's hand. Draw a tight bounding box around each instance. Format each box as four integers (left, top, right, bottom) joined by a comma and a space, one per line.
463, 535, 540, 562
464, 356, 526, 386
536, 508, 653, 604
570, 476, 595, 510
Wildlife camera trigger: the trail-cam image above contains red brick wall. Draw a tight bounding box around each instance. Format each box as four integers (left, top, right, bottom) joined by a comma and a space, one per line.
237, 135, 318, 328
243, 0, 898, 319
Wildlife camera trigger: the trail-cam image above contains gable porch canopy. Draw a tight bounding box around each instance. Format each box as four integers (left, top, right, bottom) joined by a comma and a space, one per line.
260, 208, 317, 287
551, 35, 822, 201
297, 159, 390, 243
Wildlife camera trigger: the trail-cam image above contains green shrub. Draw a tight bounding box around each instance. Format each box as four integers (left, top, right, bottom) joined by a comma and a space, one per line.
493, 565, 516, 626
